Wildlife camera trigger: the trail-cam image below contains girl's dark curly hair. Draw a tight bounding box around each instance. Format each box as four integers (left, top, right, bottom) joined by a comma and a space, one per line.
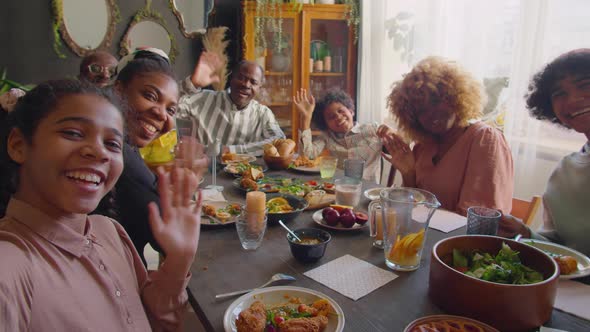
526, 49, 590, 128
313, 89, 355, 131
0, 79, 123, 217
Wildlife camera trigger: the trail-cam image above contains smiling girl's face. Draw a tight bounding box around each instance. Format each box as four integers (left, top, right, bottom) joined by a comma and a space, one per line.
323, 102, 354, 134
8, 94, 124, 217
118, 72, 179, 148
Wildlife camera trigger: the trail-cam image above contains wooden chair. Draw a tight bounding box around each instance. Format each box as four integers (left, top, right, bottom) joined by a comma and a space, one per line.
511, 196, 542, 226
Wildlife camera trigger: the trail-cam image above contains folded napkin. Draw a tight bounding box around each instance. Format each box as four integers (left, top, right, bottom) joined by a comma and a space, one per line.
201, 188, 226, 202
419, 209, 466, 233
304, 254, 398, 301
554, 279, 590, 321
540, 327, 569, 332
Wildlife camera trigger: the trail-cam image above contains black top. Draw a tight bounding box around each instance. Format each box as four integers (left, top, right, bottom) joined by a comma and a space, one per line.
94, 143, 162, 265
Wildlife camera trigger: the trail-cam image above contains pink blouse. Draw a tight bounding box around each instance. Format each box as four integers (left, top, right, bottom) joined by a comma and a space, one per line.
0, 199, 189, 332
413, 122, 514, 216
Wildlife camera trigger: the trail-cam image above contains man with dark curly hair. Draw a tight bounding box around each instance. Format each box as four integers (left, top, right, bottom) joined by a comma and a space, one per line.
382, 56, 514, 216
499, 49, 590, 256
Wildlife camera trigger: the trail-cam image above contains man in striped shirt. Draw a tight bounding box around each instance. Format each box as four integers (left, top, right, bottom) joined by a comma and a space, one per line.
177, 54, 285, 155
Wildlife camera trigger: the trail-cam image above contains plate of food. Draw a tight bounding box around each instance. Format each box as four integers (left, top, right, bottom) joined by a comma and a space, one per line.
363, 187, 387, 201
234, 176, 312, 197
201, 201, 243, 226
223, 286, 345, 332
221, 152, 257, 165
520, 239, 590, 279
290, 155, 321, 174
224, 161, 268, 177
404, 314, 499, 332
312, 206, 368, 231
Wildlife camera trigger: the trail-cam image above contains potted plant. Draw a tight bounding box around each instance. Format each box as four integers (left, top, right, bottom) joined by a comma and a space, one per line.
270, 33, 291, 71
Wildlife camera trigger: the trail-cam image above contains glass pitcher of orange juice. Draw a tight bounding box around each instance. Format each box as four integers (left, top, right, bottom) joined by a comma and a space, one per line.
369, 188, 440, 271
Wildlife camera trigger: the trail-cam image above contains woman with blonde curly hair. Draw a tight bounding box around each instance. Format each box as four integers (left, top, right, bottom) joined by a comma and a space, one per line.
383, 57, 514, 215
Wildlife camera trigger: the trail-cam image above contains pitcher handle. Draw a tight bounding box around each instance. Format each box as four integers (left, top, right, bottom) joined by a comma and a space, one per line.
368, 200, 381, 238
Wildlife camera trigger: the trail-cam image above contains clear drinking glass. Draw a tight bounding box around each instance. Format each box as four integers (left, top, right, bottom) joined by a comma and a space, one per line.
466, 206, 501, 235
320, 156, 338, 179
236, 210, 268, 250
335, 177, 362, 207
344, 159, 365, 180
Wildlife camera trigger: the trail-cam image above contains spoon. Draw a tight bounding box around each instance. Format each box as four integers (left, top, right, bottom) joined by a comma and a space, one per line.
278, 219, 302, 242
215, 273, 296, 300
513, 234, 523, 242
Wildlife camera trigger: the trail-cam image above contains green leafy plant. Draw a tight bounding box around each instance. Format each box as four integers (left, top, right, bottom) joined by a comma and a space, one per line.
339, 0, 360, 44
385, 12, 414, 62
254, 0, 313, 53
0, 69, 34, 94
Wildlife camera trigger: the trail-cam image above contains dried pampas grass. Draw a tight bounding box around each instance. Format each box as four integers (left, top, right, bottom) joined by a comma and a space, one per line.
202, 27, 229, 91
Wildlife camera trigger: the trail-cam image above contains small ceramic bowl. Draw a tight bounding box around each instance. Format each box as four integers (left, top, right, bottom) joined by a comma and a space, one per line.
287, 228, 331, 263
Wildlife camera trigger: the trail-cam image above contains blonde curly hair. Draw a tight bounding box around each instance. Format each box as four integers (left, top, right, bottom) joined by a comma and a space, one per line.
387, 56, 485, 143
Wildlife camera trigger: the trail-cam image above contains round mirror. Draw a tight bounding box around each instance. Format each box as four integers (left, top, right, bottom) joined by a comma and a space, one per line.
170, 0, 213, 38
57, 0, 117, 56
126, 20, 171, 55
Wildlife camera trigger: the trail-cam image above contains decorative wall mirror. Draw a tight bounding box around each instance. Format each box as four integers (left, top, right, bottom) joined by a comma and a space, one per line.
120, 2, 178, 62
169, 0, 214, 38
54, 0, 119, 56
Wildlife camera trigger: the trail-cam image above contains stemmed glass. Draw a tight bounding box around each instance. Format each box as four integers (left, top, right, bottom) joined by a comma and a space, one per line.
206, 139, 223, 192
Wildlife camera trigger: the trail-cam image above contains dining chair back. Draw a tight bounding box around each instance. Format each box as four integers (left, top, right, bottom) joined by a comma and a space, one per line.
511, 195, 542, 226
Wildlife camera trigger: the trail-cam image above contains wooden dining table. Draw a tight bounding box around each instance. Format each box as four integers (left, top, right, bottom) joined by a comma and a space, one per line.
187, 166, 590, 332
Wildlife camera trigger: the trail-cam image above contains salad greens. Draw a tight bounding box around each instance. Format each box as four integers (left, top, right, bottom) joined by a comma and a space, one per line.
452, 242, 544, 284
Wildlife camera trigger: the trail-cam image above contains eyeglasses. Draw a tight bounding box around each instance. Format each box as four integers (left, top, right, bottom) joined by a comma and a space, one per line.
87, 64, 117, 78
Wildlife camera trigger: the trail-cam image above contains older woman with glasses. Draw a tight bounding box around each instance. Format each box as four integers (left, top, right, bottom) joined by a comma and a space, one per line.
78, 51, 118, 88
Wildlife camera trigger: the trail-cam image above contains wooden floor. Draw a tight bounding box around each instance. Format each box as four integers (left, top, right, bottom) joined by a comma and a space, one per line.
145, 245, 206, 332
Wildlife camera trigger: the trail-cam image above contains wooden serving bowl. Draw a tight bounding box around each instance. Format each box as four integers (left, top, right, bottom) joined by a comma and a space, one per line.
263, 153, 293, 170
429, 235, 559, 332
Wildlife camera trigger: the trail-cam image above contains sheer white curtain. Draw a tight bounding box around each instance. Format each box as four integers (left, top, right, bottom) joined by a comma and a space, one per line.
359, 0, 589, 202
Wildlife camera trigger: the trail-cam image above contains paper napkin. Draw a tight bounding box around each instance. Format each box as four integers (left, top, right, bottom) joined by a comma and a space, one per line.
554, 279, 590, 321
428, 209, 466, 233
304, 254, 398, 301
201, 188, 226, 202
540, 327, 569, 332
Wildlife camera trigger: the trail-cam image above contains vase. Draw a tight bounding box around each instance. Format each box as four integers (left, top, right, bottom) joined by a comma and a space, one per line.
318, 0, 335, 4
271, 51, 291, 72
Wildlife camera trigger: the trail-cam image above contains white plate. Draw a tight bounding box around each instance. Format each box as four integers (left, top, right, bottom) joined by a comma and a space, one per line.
223, 286, 345, 332
220, 154, 257, 165
312, 209, 368, 231
291, 165, 321, 174
200, 201, 242, 226
363, 187, 387, 201
520, 239, 590, 279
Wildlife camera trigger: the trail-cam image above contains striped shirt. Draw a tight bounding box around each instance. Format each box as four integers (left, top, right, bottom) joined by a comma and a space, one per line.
300, 123, 383, 182
177, 78, 285, 155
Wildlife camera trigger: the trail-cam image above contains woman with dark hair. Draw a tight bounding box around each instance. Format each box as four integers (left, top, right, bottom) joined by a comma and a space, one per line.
94, 48, 208, 265
383, 57, 514, 215
0, 79, 202, 330
499, 49, 590, 256
293, 88, 395, 182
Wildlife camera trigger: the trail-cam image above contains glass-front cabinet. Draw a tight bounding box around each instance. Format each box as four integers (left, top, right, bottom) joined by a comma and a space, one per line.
242, 2, 358, 143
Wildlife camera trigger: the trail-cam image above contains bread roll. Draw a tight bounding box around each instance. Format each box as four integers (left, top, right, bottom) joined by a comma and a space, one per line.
264, 144, 280, 157
277, 139, 296, 157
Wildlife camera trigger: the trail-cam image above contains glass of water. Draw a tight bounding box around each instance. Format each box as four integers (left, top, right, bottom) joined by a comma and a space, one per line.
236, 210, 268, 250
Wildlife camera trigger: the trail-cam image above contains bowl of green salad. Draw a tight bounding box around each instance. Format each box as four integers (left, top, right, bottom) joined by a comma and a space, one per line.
429, 235, 559, 332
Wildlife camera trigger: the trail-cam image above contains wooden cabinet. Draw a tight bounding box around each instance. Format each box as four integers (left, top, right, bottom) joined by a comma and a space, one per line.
242, 2, 358, 143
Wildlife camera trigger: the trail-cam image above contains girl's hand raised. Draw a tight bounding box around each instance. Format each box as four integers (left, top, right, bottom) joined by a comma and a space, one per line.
148, 166, 201, 274
293, 88, 315, 130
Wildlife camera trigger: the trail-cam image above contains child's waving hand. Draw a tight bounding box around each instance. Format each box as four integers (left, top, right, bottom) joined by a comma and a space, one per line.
293, 89, 315, 130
